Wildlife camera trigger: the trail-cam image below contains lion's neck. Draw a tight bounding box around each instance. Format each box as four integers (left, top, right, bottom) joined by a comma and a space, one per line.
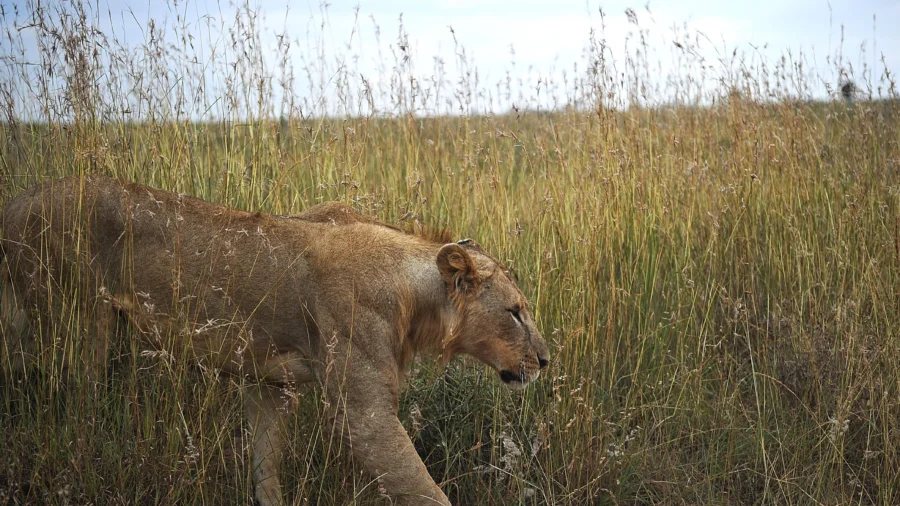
398, 254, 459, 371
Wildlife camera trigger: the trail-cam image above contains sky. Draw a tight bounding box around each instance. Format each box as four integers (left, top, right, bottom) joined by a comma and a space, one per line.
1, 0, 898, 117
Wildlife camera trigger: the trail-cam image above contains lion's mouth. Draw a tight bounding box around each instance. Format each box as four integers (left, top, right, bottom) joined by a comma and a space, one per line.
499, 369, 523, 384
499, 368, 536, 389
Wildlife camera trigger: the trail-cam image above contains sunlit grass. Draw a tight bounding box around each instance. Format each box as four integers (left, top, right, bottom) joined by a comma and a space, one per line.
1, 0, 899, 504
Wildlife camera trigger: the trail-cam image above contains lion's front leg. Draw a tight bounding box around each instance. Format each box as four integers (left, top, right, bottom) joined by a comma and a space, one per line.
339, 408, 451, 506
324, 364, 451, 505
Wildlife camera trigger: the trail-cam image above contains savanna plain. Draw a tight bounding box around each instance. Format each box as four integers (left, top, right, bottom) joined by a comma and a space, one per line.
1, 1, 899, 504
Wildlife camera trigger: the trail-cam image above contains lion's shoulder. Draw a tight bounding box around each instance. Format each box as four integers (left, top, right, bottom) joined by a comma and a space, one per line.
281, 201, 381, 227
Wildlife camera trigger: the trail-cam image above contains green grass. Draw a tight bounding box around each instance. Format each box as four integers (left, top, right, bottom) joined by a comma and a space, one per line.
1, 1, 900, 504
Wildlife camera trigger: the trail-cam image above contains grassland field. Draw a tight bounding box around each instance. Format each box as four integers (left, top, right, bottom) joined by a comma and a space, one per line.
1, 1, 900, 504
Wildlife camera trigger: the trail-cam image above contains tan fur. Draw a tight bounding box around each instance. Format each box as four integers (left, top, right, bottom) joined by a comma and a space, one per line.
0, 175, 550, 506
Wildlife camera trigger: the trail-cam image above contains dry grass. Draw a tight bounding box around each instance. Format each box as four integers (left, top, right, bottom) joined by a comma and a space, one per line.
1, 0, 899, 504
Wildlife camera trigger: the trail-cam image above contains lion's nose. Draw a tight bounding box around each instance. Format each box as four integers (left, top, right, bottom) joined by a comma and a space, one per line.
538, 358, 549, 369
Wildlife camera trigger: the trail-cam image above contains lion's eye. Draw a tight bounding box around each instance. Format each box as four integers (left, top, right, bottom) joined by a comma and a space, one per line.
508, 306, 523, 324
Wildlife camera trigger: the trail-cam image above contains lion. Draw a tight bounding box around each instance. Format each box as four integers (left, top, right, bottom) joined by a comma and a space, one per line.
0, 175, 550, 506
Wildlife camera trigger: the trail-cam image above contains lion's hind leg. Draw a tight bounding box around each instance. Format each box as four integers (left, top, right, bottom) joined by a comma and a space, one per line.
1, 268, 123, 382
244, 383, 297, 506
80, 289, 121, 381
0, 260, 35, 374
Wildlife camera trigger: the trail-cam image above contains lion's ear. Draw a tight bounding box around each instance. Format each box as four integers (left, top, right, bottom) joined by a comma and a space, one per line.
437, 243, 479, 294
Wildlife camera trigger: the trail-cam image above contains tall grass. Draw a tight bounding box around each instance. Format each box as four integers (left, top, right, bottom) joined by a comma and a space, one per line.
1, 0, 899, 504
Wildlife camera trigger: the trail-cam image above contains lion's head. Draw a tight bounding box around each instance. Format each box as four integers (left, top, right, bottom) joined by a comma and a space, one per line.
437, 240, 549, 389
